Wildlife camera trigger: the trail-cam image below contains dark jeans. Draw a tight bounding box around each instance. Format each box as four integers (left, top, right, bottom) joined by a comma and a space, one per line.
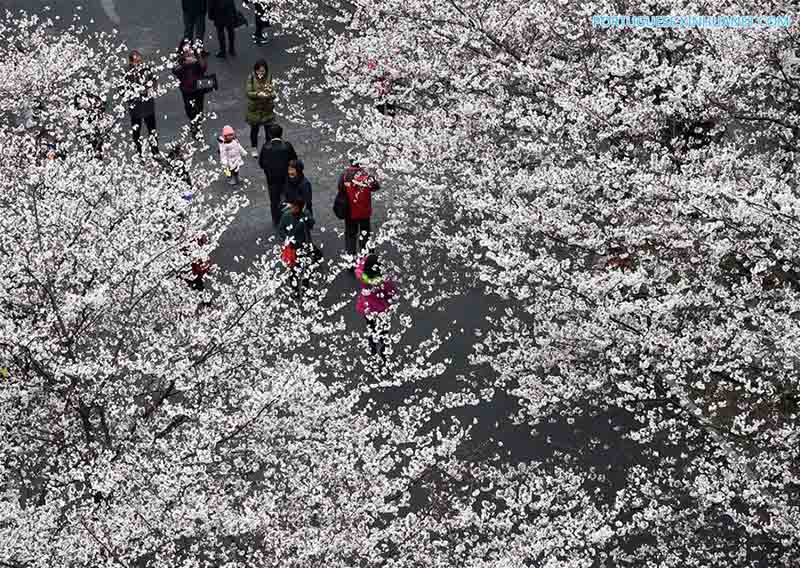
254, 3, 269, 35
345, 218, 371, 257
249, 122, 271, 149
183, 11, 206, 41
268, 182, 285, 225
131, 113, 158, 155
215, 24, 235, 55
181, 92, 205, 132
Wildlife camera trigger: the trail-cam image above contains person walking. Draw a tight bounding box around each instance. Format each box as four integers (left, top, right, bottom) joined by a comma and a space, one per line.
354, 253, 398, 358
245, 59, 276, 157
285, 159, 313, 217
217, 125, 248, 186
172, 39, 209, 136
182, 0, 208, 41
336, 154, 380, 270
278, 198, 316, 298
244, 0, 270, 44
208, 0, 237, 58
258, 123, 298, 226
125, 50, 159, 157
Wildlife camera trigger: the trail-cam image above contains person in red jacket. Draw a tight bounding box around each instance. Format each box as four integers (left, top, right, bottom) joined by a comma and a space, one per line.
337, 154, 380, 271
355, 254, 398, 357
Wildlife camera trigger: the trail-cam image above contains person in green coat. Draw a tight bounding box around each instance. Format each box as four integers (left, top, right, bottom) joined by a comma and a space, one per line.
246, 59, 276, 156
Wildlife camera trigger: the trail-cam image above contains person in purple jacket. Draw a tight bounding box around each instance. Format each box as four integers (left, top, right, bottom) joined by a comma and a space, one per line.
355, 253, 398, 358
172, 39, 209, 136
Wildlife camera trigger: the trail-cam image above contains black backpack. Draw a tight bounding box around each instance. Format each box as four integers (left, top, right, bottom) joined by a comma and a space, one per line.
333, 188, 349, 220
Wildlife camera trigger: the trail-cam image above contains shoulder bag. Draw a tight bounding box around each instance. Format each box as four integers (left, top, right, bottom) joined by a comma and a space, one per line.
333, 188, 349, 220
196, 74, 218, 94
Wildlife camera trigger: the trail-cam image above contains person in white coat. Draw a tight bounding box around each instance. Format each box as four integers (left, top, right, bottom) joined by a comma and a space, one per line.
218, 125, 248, 185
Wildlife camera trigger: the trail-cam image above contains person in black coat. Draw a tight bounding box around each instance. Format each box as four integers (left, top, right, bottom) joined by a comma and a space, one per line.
258, 123, 298, 226
285, 159, 313, 217
125, 50, 159, 156
208, 0, 237, 58
182, 0, 208, 41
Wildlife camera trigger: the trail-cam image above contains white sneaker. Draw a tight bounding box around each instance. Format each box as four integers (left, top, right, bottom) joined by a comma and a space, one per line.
250, 148, 258, 158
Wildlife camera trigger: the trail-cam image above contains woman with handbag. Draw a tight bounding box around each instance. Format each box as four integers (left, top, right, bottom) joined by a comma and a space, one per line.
208, 0, 238, 58
172, 39, 209, 135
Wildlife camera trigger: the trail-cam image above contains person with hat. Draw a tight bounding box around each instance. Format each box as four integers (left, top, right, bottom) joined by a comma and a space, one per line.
217, 125, 248, 186
354, 253, 398, 357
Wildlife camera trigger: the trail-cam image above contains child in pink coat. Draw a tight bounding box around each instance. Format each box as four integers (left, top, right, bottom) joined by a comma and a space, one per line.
355, 254, 398, 357
218, 125, 248, 186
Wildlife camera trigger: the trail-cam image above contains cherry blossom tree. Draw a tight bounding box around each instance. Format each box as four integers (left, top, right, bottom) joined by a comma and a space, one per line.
6, 1, 800, 565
